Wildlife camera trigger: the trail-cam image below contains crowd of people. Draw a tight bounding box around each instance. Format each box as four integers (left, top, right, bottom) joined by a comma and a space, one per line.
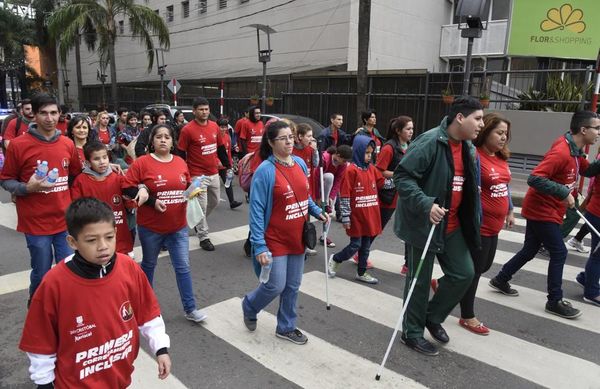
0, 92, 599, 387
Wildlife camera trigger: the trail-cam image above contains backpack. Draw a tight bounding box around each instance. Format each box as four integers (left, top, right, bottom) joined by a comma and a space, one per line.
1, 114, 21, 153
238, 151, 256, 193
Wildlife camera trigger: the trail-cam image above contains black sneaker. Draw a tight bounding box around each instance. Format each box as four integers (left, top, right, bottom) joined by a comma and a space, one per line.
400, 334, 439, 356
230, 201, 243, 209
243, 316, 257, 331
425, 322, 449, 344
243, 239, 251, 258
489, 277, 519, 296
200, 239, 215, 251
583, 296, 600, 307
545, 299, 582, 319
276, 329, 308, 345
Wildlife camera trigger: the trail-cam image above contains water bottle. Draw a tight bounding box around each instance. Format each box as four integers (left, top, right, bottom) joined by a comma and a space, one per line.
35, 160, 49, 179
259, 251, 273, 284
224, 169, 234, 188
47, 168, 59, 184
183, 176, 205, 198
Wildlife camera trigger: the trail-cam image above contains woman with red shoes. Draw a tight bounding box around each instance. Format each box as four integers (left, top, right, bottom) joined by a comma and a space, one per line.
457, 112, 514, 335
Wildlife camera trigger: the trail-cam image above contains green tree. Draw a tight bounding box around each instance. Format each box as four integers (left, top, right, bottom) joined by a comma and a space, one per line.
47, 0, 170, 108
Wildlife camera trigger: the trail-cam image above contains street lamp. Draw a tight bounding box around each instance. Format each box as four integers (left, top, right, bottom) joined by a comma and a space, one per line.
455, 0, 489, 96
241, 24, 276, 113
90, 60, 108, 109
155, 48, 168, 103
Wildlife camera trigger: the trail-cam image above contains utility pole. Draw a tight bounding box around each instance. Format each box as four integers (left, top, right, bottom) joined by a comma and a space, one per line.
356, 0, 371, 125
241, 24, 276, 113
155, 48, 167, 103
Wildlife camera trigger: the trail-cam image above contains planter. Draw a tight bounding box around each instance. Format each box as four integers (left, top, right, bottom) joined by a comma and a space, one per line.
249, 96, 259, 105
479, 98, 490, 108
442, 95, 455, 105
266, 98, 275, 107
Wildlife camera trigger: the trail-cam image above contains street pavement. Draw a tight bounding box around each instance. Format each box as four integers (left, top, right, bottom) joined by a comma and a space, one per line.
0, 185, 599, 389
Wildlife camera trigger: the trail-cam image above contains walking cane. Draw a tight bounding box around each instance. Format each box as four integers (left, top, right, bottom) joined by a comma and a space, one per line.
320, 167, 331, 310
375, 222, 437, 381
574, 208, 600, 253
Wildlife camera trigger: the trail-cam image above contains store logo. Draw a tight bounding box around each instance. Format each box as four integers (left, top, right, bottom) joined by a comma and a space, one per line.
540, 3, 585, 33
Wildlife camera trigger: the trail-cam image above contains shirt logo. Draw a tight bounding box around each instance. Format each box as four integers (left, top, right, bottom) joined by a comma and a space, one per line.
76, 316, 84, 326
112, 195, 121, 205
119, 301, 134, 322
180, 174, 187, 185
62, 157, 69, 169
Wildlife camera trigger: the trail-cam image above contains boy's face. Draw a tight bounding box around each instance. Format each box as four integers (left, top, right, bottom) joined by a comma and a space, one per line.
332, 154, 347, 167
456, 110, 484, 140
67, 221, 116, 266
364, 145, 374, 164
88, 149, 110, 174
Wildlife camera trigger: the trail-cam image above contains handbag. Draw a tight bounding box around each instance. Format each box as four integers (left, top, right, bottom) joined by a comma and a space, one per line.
271, 161, 317, 250
378, 178, 396, 205
186, 196, 205, 229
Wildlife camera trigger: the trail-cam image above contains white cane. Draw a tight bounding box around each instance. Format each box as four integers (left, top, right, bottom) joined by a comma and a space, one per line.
375, 223, 437, 381
320, 166, 331, 310
574, 208, 600, 253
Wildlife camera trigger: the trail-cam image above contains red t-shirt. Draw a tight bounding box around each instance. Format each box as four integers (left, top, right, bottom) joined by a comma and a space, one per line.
71, 173, 134, 254
3, 117, 30, 141
178, 120, 224, 176
124, 155, 190, 234
56, 120, 68, 134
240, 120, 264, 154
446, 141, 464, 234
75, 147, 86, 169
19, 254, 161, 389
265, 163, 310, 256
522, 135, 588, 224
341, 164, 384, 237
97, 129, 111, 145
0, 133, 80, 234
478, 150, 511, 237
219, 130, 233, 169
375, 144, 398, 209
234, 117, 248, 137
293, 145, 316, 193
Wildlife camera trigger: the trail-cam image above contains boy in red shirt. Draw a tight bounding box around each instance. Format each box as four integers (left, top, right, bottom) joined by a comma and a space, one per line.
71, 141, 134, 255
0, 94, 81, 302
20, 197, 171, 388
490, 111, 600, 319
327, 135, 384, 284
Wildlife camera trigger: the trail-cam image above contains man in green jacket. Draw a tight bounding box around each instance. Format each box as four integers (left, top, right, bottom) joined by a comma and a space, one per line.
393, 96, 484, 356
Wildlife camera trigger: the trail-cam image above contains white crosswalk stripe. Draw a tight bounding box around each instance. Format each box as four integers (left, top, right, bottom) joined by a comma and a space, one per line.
2, 200, 600, 388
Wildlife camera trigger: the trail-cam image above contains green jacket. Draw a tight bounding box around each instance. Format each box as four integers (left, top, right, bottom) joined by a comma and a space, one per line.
393, 117, 481, 253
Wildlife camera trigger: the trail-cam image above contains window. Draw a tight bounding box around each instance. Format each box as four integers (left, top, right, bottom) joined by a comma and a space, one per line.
182, 1, 190, 18
166, 5, 174, 22
219, 0, 227, 9
198, 0, 207, 14
118, 20, 124, 34
491, 0, 510, 20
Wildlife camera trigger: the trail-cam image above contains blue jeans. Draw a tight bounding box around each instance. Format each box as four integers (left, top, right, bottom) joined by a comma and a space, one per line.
138, 225, 196, 313
25, 231, 73, 297
243, 254, 305, 333
333, 236, 372, 276
496, 220, 567, 302
579, 212, 600, 299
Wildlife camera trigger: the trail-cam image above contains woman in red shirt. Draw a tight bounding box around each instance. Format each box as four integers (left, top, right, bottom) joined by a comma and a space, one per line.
459, 113, 514, 335
124, 124, 207, 323
66, 114, 94, 170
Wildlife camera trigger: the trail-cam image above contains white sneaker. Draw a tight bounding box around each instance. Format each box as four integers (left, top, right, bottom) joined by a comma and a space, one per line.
567, 237, 589, 253
328, 254, 340, 278
305, 248, 318, 256
185, 309, 208, 323
355, 272, 379, 284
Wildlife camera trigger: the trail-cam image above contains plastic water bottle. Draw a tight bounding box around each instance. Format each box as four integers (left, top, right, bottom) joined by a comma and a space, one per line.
183, 176, 205, 198
259, 251, 273, 284
35, 160, 49, 179
224, 169, 234, 188
47, 168, 59, 184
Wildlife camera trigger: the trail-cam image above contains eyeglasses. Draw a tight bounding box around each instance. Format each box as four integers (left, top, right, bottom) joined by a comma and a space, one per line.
585, 126, 600, 131
274, 135, 295, 142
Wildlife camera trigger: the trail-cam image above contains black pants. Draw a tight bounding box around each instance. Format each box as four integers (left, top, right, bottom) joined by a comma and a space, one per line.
218, 169, 236, 205
575, 224, 590, 241
460, 235, 498, 319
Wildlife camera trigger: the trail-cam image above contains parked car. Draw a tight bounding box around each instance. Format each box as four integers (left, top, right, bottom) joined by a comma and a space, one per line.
260, 114, 325, 138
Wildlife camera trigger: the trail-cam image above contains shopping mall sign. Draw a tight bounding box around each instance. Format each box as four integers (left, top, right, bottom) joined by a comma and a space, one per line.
508, 0, 599, 60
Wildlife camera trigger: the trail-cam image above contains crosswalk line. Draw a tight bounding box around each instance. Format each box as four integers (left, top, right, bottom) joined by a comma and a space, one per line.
300, 272, 600, 388
370, 250, 600, 335
0, 202, 17, 230
201, 297, 426, 389
130, 350, 187, 389
0, 226, 249, 296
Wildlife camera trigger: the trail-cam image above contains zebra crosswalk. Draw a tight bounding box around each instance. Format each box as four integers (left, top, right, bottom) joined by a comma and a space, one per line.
1, 199, 599, 388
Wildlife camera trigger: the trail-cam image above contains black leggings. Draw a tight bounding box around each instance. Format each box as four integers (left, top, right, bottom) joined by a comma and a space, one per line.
460, 235, 498, 319
218, 169, 236, 205
574, 224, 590, 242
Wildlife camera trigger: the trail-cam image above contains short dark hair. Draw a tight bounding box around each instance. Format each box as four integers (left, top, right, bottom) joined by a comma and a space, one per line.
31, 94, 58, 114
126, 111, 138, 123
259, 120, 290, 160
447, 96, 483, 124
20, 98, 32, 106
329, 144, 352, 160
330, 113, 342, 121
148, 124, 175, 153
570, 111, 598, 134
386, 115, 413, 141
217, 117, 229, 127
66, 114, 93, 143
60, 104, 69, 114
361, 109, 376, 125
117, 107, 129, 116
66, 197, 115, 239
296, 123, 313, 137
152, 109, 168, 124
83, 141, 108, 160
192, 97, 210, 109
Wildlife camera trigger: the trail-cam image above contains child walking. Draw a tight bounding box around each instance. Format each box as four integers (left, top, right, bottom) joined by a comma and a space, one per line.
328, 135, 384, 284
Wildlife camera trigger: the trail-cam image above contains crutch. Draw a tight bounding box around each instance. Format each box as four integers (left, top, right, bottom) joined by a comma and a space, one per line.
375, 222, 437, 381
574, 208, 600, 253
320, 166, 331, 310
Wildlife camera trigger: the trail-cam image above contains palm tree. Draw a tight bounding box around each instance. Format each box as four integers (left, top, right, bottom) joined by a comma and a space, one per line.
47, 0, 170, 108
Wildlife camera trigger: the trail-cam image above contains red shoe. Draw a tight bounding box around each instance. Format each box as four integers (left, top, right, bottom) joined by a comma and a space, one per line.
400, 264, 408, 276
459, 318, 490, 335
430, 279, 439, 293
351, 254, 374, 269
